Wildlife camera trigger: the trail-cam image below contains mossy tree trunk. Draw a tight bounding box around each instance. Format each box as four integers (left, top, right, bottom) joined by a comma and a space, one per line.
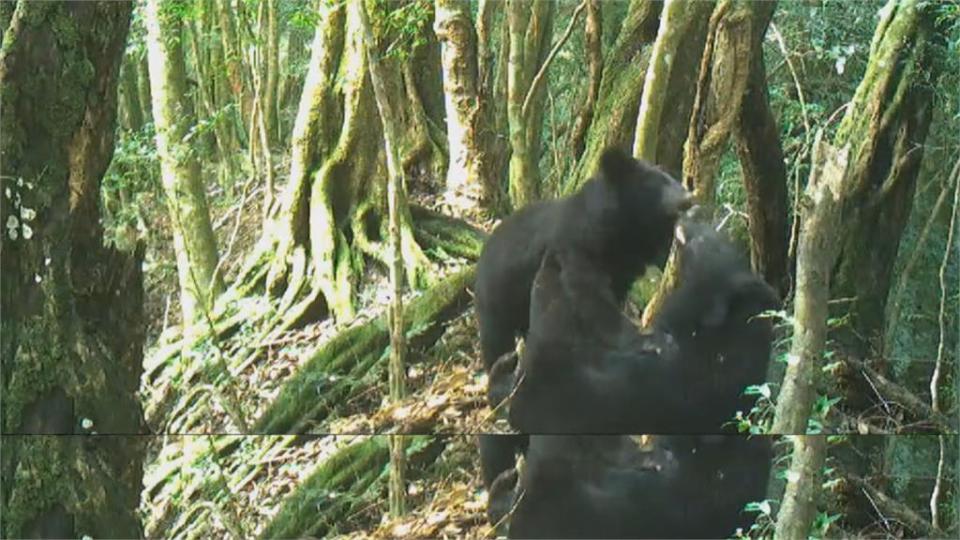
566, 0, 661, 191
632, 0, 716, 166
641, 0, 775, 326
772, 133, 847, 435
145, 0, 224, 328
434, 0, 495, 209
831, 0, 945, 354
216, 0, 250, 147
241, 0, 439, 325
774, 435, 827, 538
0, 2, 144, 538
505, 0, 554, 209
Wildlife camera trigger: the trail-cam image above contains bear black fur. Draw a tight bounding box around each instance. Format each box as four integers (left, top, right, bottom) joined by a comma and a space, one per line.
475, 148, 691, 372
648, 216, 781, 431
504, 435, 773, 539
477, 149, 690, 489
489, 216, 780, 436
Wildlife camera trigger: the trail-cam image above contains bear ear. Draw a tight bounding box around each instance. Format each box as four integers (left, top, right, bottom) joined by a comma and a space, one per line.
599, 147, 636, 182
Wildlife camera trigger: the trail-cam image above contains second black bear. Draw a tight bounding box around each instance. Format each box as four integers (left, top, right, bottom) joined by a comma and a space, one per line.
475, 148, 691, 371
501, 435, 773, 539
477, 149, 690, 489
489, 216, 780, 434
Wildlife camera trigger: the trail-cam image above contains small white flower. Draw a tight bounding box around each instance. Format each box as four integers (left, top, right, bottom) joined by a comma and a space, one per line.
34, 274, 41, 283
4, 188, 10, 198
20, 207, 35, 221
81, 418, 94, 430
45, 257, 51, 266
8, 229, 17, 240
21, 224, 32, 239
16, 177, 23, 187
6, 215, 18, 229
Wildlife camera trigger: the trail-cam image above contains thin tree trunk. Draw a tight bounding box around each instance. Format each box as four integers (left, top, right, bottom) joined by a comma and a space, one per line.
119, 55, 145, 132
505, 0, 554, 209
772, 133, 848, 434
264, 0, 279, 145
774, 435, 827, 538
734, 1, 789, 297
216, 0, 249, 147
0, 2, 144, 537
357, 0, 407, 515
136, 54, 153, 126
569, 0, 602, 162
145, 0, 224, 327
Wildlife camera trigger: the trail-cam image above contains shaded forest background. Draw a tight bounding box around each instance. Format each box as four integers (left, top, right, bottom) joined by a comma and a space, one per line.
1, 0, 959, 538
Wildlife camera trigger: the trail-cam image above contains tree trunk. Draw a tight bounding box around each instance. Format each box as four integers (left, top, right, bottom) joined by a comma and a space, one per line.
119, 55, 145, 132
357, 0, 409, 517
136, 53, 154, 126
772, 133, 848, 435
263, 0, 279, 145
566, 0, 661, 192
214, 0, 249, 148
0, 2, 144, 538
505, 0, 554, 209
734, 0, 789, 297
831, 0, 945, 353
640, 0, 759, 325
569, 0, 602, 162
435, 0, 492, 209
774, 435, 827, 539
145, 0, 224, 328
240, 0, 433, 325
633, 0, 716, 167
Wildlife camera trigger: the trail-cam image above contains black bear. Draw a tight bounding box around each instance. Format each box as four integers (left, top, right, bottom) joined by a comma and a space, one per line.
503, 435, 773, 539
494, 250, 683, 434
475, 148, 691, 372
476, 149, 691, 488
489, 216, 780, 435
648, 217, 781, 431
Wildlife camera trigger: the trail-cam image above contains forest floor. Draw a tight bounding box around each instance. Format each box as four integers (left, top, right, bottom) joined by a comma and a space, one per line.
139, 167, 504, 538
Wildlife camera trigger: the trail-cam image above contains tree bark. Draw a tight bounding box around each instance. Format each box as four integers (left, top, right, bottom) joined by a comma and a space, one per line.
831, 0, 945, 353
567, 0, 661, 192
145, 0, 224, 328
774, 435, 827, 539
0, 2, 144, 537
505, 0, 554, 209
434, 0, 491, 209
240, 0, 433, 325
119, 55, 145, 132
772, 133, 848, 435
641, 0, 757, 326
633, 0, 716, 166
734, 1, 789, 297
569, 0, 602, 162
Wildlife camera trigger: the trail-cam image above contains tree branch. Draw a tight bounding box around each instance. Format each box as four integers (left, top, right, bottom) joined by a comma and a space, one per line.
521, 0, 587, 118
